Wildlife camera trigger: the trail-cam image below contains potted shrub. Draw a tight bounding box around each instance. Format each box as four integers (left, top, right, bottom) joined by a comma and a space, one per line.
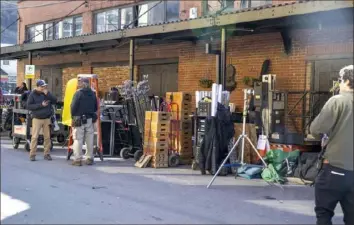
199, 78, 213, 88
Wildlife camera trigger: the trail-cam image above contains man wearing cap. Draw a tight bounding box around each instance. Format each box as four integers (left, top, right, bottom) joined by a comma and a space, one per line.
27, 80, 57, 161
310, 65, 353, 225
70, 77, 98, 166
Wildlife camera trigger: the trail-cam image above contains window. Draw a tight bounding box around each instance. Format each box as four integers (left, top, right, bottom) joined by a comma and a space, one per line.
45, 23, 53, 40
121, 7, 134, 29
240, 0, 271, 9
166, 0, 180, 22
95, 9, 119, 33
2, 60, 9, 65
74, 16, 83, 36
25, 15, 83, 43
203, 0, 234, 15
63, 18, 73, 38
138, 1, 165, 26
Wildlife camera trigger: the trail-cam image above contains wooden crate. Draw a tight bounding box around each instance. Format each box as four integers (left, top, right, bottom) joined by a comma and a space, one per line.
151, 152, 169, 168
143, 146, 169, 155
177, 145, 193, 155
144, 120, 170, 133
144, 131, 169, 139
180, 121, 193, 131
144, 141, 169, 150
170, 111, 191, 121
151, 162, 169, 168
144, 135, 169, 144
145, 111, 171, 122
166, 92, 192, 103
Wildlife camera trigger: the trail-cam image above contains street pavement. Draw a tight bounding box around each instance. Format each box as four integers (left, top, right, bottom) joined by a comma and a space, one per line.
1, 136, 344, 224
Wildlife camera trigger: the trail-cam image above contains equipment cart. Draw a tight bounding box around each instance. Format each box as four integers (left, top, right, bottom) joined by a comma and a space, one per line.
12, 108, 54, 152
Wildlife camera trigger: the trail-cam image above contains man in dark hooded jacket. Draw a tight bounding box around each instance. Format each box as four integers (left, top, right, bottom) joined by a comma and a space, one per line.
27, 80, 57, 161
71, 77, 98, 166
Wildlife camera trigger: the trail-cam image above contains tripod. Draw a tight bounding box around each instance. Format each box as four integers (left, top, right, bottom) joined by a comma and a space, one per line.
207, 89, 268, 189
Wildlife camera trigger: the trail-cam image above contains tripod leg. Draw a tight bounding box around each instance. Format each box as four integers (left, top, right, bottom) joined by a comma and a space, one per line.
244, 135, 268, 167
207, 135, 242, 189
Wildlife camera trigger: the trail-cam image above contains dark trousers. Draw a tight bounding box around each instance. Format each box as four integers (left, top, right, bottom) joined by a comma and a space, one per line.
315, 164, 354, 225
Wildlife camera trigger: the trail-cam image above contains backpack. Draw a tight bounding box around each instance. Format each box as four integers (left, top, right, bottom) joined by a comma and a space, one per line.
294, 152, 322, 183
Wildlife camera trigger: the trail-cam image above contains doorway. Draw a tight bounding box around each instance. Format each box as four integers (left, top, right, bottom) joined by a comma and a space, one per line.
138, 63, 178, 97
40, 68, 63, 101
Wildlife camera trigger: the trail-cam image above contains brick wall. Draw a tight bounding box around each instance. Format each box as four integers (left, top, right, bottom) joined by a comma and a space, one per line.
17, 24, 353, 132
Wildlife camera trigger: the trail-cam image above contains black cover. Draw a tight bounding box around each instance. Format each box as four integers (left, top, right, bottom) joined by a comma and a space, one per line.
294, 152, 320, 182
199, 103, 235, 175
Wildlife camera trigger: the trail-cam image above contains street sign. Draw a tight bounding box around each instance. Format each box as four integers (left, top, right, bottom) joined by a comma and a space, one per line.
25, 65, 35, 79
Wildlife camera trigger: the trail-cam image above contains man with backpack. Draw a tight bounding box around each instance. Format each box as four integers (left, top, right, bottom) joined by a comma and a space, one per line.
310, 65, 353, 225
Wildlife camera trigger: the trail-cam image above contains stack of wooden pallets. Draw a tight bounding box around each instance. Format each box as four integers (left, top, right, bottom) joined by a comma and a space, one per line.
144, 111, 171, 168
166, 92, 193, 165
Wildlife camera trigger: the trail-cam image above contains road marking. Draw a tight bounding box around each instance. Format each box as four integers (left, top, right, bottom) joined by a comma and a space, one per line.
1, 192, 30, 221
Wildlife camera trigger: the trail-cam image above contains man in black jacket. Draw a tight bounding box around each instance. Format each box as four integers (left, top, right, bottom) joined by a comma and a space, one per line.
71, 77, 98, 166
27, 80, 57, 161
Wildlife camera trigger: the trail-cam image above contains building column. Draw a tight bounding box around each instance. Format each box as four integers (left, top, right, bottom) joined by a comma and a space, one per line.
220, 27, 227, 90
28, 51, 32, 90
129, 39, 135, 82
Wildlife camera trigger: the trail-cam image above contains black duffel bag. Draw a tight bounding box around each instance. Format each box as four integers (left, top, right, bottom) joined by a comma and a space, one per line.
294, 152, 321, 183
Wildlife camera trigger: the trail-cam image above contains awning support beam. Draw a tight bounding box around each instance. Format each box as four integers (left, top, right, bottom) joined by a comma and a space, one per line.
28, 51, 32, 90
129, 39, 135, 82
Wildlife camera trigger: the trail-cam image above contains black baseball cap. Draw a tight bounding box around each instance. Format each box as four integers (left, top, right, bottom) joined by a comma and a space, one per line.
36, 79, 48, 87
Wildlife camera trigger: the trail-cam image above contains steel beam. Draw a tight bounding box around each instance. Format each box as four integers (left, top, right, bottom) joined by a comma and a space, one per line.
0, 1, 352, 57
129, 39, 135, 82
220, 27, 226, 89
28, 51, 32, 90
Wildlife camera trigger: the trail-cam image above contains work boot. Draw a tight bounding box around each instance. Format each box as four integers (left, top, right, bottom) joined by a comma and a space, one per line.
72, 160, 82, 166
30, 155, 36, 161
44, 154, 52, 161
85, 158, 94, 166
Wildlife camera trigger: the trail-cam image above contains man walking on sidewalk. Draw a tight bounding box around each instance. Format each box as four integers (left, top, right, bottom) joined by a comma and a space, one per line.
310, 65, 353, 225
71, 77, 98, 166
27, 80, 57, 161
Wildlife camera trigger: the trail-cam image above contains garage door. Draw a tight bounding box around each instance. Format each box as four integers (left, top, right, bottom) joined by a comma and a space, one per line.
40, 68, 63, 101
138, 63, 178, 97
312, 58, 353, 114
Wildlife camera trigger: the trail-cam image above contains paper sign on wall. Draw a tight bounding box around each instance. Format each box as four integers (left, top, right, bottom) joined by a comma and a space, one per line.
25, 65, 35, 79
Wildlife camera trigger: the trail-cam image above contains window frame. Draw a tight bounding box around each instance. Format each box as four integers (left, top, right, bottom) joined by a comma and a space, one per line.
2, 60, 10, 65
24, 14, 83, 43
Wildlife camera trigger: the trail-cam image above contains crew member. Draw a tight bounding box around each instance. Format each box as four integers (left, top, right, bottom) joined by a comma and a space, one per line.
14, 82, 28, 94
310, 65, 353, 225
71, 77, 98, 166
27, 80, 57, 161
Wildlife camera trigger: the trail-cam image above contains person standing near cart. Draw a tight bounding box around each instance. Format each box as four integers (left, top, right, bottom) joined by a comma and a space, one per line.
310, 65, 353, 225
27, 80, 57, 161
70, 77, 98, 166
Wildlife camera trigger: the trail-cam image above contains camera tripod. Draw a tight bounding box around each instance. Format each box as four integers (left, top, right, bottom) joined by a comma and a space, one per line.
207, 89, 268, 189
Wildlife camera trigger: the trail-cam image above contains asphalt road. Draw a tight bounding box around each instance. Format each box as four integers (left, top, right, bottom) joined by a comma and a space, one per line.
1, 137, 344, 224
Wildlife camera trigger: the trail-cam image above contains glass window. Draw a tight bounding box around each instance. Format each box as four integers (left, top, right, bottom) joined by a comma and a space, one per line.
208, 0, 222, 13
121, 7, 133, 29
45, 23, 53, 40
95, 12, 105, 33
62, 18, 73, 38
74, 16, 82, 36
240, 0, 249, 9
54, 22, 62, 39
26, 26, 35, 43
34, 24, 44, 42
138, 1, 165, 26
106, 9, 119, 31
250, 0, 271, 7
166, 0, 180, 22
3, 60, 9, 65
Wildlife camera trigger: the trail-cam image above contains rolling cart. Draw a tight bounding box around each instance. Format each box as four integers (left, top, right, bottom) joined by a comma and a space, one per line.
12, 108, 54, 152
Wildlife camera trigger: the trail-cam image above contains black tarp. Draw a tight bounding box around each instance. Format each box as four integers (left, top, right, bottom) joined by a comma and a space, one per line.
199, 103, 235, 175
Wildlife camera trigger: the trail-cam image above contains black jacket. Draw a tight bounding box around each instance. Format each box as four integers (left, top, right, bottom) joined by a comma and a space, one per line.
27, 90, 57, 119
71, 88, 98, 118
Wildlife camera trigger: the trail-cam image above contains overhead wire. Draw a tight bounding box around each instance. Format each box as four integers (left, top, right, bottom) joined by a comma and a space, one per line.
26, 1, 86, 43
1, 17, 20, 35
0, 1, 73, 11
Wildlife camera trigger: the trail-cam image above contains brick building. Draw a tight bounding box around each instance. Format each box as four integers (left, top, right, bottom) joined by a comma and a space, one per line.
1, 0, 353, 133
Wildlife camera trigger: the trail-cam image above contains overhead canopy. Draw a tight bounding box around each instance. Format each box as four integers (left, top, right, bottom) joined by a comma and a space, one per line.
0, 0, 353, 60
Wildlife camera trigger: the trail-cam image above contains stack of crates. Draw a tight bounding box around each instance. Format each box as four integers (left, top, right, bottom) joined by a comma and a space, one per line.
144, 111, 171, 168
166, 92, 193, 165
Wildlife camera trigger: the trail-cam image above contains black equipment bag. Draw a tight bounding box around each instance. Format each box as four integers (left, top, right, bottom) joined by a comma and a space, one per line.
294, 152, 321, 182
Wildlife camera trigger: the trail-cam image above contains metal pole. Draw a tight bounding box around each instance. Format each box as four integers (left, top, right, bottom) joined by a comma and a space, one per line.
28, 51, 32, 90
220, 27, 226, 90
215, 54, 221, 84
241, 89, 247, 164
129, 39, 135, 82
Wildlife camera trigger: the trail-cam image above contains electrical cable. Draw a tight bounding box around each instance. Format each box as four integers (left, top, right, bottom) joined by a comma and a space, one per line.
0, 1, 72, 11
1, 18, 20, 34
26, 1, 86, 43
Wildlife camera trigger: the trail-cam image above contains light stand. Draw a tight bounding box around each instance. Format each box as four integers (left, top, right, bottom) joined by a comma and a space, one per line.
207, 89, 268, 189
